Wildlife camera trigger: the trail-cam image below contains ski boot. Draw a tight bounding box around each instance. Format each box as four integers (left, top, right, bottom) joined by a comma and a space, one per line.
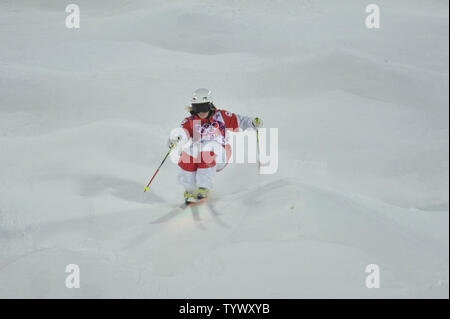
184, 190, 197, 204
196, 187, 210, 200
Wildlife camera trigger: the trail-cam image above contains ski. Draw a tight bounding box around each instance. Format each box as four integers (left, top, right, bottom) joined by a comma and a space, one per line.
150, 198, 208, 224
184, 198, 208, 208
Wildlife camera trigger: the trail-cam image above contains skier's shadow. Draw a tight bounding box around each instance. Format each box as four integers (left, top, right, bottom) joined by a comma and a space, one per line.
77, 174, 165, 204
187, 203, 230, 230
150, 202, 229, 229
205, 202, 230, 228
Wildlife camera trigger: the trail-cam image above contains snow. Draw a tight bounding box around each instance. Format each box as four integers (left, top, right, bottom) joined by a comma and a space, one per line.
0, 0, 448, 298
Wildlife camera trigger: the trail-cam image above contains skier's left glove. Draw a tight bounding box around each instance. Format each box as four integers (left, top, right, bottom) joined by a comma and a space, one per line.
252, 117, 263, 129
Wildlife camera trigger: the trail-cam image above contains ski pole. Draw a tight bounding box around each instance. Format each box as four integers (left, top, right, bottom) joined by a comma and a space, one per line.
256, 128, 261, 174
144, 143, 176, 192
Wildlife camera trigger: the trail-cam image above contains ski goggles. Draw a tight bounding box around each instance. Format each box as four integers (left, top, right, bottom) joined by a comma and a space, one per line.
191, 102, 211, 113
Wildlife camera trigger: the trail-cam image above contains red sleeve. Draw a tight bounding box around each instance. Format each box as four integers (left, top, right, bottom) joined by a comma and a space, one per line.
180, 117, 192, 139
219, 110, 239, 131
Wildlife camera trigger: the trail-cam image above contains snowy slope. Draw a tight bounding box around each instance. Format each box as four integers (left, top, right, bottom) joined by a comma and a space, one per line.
0, 0, 448, 298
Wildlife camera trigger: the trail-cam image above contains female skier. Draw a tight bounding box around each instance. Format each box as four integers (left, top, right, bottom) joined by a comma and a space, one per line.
168, 88, 263, 203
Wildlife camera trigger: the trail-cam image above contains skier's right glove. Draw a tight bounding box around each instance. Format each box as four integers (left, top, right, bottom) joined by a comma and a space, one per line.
167, 136, 181, 148
167, 127, 187, 148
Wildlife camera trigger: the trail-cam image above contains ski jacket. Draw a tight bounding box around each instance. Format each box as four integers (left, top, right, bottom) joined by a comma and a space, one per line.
178, 109, 255, 146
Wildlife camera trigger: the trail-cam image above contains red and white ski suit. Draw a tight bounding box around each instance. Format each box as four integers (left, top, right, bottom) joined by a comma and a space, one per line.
173, 109, 256, 191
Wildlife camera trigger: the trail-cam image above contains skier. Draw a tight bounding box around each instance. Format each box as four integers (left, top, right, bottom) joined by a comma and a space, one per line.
168, 88, 263, 203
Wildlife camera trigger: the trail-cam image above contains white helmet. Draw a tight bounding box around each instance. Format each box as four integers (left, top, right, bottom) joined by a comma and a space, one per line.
191, 88, 213, 105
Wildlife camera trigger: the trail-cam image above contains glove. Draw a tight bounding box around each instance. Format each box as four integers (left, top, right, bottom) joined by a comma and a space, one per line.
167, 127, 186, 148
252, 117, 263, 129
168, 137, 180, 148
